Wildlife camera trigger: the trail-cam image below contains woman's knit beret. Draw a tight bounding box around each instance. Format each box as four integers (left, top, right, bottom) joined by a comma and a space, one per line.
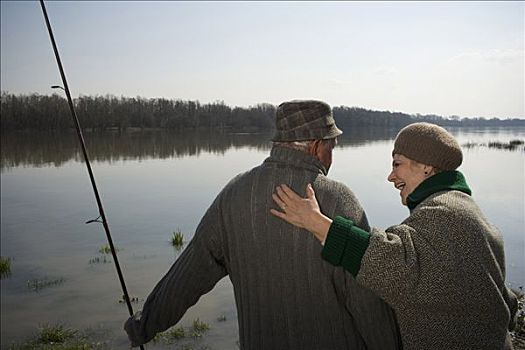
392, 122, 463, 170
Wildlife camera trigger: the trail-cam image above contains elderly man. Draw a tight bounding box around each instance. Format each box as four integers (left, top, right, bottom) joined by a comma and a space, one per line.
125, 100, 401, 349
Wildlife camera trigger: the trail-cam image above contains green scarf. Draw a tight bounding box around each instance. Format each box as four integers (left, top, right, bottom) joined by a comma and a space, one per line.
407, 170, 472, 211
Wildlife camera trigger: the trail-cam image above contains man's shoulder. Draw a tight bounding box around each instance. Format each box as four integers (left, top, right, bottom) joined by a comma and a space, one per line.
220, 164, 359, 203
314, 176, 369, 229
314, 176, 356, 197
218, 164, 265, 195
312, 176, 365, 213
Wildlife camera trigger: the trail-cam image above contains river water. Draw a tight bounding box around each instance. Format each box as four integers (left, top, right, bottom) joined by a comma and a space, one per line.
1, 126, 524, 349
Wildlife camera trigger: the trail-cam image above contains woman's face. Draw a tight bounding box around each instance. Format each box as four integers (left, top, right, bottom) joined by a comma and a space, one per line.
387, 154, 429, 205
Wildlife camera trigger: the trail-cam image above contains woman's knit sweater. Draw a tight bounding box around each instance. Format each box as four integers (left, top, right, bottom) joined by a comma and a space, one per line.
322, 171, 518, 350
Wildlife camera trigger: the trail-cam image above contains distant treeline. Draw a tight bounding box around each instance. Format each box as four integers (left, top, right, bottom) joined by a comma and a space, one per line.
1, 92, 523, 132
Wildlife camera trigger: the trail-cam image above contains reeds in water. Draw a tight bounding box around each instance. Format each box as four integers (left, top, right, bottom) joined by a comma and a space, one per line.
7, 323, 108, 350
0, 256, 11, 278
171, 229, 185, 249
462, 139, 524, 151
27, 277, 65, 292
153, 318, 211, 345
98, 244, 119, 254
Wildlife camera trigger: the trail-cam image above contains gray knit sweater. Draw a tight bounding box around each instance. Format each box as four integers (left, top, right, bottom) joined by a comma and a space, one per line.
341, 190, 517, 350
125, 145, 402, 349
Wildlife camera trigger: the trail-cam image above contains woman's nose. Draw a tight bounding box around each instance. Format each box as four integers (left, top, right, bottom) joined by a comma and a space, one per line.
387, 170, 395, 182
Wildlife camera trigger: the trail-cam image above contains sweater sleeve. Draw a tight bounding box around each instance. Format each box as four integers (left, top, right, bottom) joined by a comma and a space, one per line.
355, 223, 419, 306
320, 215, 421, 307
321, 216, 371, 276
322, 218, 402, 349
124, 195, 228, 347
333, 181, 370, 232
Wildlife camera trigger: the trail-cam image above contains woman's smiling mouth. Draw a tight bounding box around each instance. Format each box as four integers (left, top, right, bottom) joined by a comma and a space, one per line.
395, 182, 406, 191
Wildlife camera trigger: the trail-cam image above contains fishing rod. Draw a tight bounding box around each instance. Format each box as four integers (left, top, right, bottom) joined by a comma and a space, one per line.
39, 1, 144, 348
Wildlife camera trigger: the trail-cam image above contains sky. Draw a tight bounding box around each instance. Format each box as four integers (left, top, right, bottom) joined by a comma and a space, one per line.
1, 1, 524, 119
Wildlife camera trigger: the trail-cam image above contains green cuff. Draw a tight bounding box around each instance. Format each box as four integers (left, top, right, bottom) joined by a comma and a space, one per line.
341, 224, 370, 277
321, 216, 353, 266
321, 216, 371, 277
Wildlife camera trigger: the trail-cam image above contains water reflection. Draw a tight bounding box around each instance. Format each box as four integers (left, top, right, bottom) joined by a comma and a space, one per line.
0, 130, 272, 172
0, 127, 400, 172
2, 127, 523, 173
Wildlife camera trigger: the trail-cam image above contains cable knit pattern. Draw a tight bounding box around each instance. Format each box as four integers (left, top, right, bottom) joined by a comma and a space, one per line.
357, 190, 518, 350
125, 145, 402, 350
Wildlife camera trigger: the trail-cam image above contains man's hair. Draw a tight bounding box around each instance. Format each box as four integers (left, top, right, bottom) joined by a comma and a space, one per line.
273, 141, 311, 152
273, 138, 336, 152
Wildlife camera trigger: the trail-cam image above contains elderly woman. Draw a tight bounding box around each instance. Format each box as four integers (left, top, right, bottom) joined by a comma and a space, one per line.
271, 123, 517, 350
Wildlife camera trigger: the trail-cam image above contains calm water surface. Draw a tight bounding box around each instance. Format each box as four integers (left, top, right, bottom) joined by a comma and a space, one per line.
1, 127, 524, 349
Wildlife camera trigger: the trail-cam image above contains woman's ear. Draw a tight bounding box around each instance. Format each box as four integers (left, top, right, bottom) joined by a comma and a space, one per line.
423, 164, 435, 177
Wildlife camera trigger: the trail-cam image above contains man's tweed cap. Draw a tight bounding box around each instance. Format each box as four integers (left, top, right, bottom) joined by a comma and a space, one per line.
272, 100, 343, 142
392, 122, 463, 170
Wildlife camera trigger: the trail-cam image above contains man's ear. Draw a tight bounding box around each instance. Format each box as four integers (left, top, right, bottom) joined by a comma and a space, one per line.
308, 140, 321, 157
